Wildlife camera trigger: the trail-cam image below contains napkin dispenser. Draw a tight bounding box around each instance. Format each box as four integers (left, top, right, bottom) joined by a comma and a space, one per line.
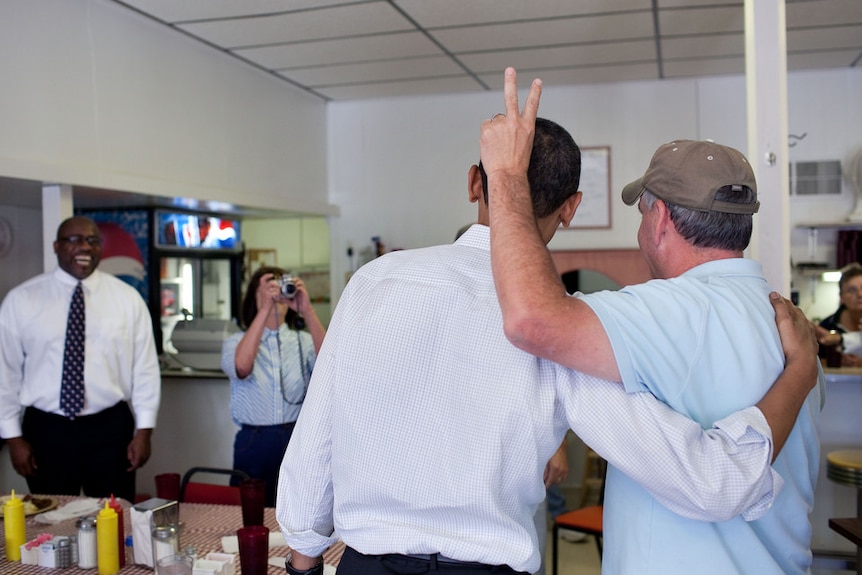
131, 498, 179, 567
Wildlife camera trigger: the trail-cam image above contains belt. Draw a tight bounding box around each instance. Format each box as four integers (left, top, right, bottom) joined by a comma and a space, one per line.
241, 422, 295, 431
26, 401, 128, 422
345, 547, 524, 574
402, 554, 490, 567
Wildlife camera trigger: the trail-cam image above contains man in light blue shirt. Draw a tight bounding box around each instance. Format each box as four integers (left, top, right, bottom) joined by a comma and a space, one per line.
484, 69, 821, 574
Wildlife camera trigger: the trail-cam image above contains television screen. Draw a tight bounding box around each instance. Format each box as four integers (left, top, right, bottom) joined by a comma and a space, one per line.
157, 212, 240, 250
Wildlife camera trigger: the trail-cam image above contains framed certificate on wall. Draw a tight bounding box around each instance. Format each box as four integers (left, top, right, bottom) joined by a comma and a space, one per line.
568, 146, 611, 229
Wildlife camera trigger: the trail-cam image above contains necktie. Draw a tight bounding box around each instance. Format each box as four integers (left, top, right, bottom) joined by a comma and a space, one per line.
60, 282, 86, 419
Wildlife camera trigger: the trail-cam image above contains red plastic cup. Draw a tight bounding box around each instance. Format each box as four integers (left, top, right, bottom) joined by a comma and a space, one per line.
155, 473, 182, 501
237, 525, 269, 575
239, 478, 266, 526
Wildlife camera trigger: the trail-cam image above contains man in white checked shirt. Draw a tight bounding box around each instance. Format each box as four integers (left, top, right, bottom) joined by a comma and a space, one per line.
276, 117, 819, 575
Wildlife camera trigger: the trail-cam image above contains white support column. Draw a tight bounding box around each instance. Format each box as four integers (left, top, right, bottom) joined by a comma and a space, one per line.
41, 183, 74, 272
745, 0, 791, 293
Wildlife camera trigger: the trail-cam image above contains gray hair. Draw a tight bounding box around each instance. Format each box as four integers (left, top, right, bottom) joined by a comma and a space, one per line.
641, 186, 754, 251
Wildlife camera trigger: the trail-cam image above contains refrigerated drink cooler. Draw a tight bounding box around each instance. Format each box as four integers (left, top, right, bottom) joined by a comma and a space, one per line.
156, 212, 242, 369
80, 208, 243, 370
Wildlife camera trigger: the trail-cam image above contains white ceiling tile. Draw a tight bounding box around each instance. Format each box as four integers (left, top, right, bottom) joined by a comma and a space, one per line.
315, 76, 484, 100
658, 0, 739, 6
662, 33, 744, 59
178, 3, 412, 48
460, 40, 657, 72
237, 32, 442, 69
788, 26, 862, 52
659, 6, 744, 37
394, 0, 652, 28
479, 62, 660, 89
112, 0, 862, 101
121, 0, 355, 22
433, 12, 655, 53
663, 56, 745, 78
788, 49, 861, 70
281, 56, 465, 87
787, 0, 862, 28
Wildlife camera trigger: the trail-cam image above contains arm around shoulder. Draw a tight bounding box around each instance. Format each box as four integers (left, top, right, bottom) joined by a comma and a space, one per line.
756, 293, 821, 460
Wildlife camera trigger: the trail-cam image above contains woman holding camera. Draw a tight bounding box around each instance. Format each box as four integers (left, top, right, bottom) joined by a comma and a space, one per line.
221, 266, 326, 506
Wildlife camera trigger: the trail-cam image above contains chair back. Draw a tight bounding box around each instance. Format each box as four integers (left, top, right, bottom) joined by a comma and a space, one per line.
180, 467, 251, 505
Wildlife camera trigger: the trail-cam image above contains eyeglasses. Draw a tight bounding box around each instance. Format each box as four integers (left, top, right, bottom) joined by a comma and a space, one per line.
57, 235, 102, 247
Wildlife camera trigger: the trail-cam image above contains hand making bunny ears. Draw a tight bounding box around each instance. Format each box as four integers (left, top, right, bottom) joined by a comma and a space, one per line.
479, 67, 544, 182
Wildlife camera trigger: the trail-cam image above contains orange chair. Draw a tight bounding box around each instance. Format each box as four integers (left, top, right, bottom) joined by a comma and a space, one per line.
179, 467, 251, 505
553, 505, 603, 574
552, 452, 605, 575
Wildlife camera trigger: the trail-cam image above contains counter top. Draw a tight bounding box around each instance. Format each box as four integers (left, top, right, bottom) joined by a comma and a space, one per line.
829, 517, 862, 548
823, 367, 862, 383
824, 367, 862, 375
161, 368, 227, 379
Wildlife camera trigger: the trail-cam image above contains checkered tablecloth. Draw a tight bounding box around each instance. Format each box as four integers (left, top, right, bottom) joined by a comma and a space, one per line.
0, 495, 344, 574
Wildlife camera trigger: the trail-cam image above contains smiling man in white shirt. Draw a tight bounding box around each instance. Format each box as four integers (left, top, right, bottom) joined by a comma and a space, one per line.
0, 216, 161, 501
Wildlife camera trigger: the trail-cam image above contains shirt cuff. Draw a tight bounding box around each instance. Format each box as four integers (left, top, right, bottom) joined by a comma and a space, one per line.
133, 409, 159, 430
0, 419, 23, 439
283, 530, 338, 559
713, 406, 783, 521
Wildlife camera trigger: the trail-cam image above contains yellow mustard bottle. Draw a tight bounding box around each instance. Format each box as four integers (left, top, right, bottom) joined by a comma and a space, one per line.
4, 489, 26, 561
96, 501, 119, 575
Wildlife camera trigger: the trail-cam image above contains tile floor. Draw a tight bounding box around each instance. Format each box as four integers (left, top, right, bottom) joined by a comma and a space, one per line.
546, 483, 602, 575
545, 531, 601, 575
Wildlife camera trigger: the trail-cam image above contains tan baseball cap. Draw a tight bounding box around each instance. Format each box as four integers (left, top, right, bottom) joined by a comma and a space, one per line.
621, 140, 759, 214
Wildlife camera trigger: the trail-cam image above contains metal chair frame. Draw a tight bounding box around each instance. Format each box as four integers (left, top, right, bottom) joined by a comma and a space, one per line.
179, 466, 251, 505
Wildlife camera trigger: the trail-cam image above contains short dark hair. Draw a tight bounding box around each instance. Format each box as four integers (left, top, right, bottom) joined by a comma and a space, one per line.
57, 216, 99, 240
240, 266, 302, 330
839, 263, 862, 293
479, 117, 581, 218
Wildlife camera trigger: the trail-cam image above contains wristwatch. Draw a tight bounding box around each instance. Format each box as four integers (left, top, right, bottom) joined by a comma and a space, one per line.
285, 552, 323, 575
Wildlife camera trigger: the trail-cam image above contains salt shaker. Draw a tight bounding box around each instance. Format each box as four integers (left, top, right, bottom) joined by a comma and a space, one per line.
151, 525, 178, 565
76, 516, 98, 569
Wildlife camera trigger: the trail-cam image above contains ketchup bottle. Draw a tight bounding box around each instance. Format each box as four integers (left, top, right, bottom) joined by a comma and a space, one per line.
108, 494, 125, 567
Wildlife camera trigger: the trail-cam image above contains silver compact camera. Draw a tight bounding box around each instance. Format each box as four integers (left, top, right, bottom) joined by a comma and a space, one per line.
279, 274, 298, 299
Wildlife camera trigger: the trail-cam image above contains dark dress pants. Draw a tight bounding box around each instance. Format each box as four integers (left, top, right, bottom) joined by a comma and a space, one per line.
22, 402, 136, 501
233, 422, 295, 507
336, 546, 528, 575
